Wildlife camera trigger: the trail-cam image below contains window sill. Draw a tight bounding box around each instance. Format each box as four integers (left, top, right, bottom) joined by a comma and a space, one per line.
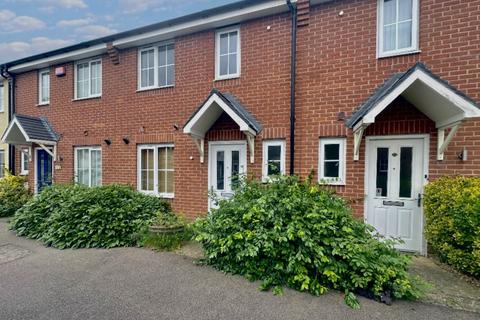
139, 190, 174, 199
137, 85, 174, 93
215, 74, 240, 82
72, 96, 102, 102
318, 179, 346, 186
377, 49, 421, 59
36, 103, 50, 107
20, 171, 29, 176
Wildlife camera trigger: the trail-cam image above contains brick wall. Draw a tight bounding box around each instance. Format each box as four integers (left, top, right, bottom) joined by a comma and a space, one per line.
295, 0, 480, 215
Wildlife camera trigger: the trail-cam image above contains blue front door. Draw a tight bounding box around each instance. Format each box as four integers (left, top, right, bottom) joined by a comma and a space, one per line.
37, 149, 53, 193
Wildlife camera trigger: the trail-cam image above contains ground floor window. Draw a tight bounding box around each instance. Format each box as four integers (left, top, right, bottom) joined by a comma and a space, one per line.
262, 140, 285, 180
0, 150, 4, 178
137, 144, 174, 198
318, 138, 346, 185
74, 147, 102, 187
21, 149, 29, 175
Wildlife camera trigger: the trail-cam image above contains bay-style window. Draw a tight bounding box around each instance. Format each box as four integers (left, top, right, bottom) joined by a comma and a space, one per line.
138, 42, 175, 90
75, 58, 102, 99
75, 147, 102, 187
215, 27, 240, 79
137, 145, 174, 198
377, 0, 419, 58
38, 69, 50, 105
262, 140, 285, 180
319, 138, 346, 185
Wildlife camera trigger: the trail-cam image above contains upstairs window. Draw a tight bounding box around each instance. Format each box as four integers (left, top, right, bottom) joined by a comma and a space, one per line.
0, 83, 4, 112
138, 42, 175, 90
319, 138, 346, 185
262, 140, 285, 181
75, 147, 102, 187
377, 0, 419, 58
38, 69, 50, 105
215, 27, 240, 80
75, 58, 102, 99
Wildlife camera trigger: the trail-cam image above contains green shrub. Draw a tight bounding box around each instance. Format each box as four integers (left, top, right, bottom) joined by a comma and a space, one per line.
424, 176, 480, 277
0, 172, 31, 217
10, 184, 171, 248
195, 176, 423, 308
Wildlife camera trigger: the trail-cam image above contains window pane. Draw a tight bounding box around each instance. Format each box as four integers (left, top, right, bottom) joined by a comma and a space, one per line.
158, 171, 166, 193
216, 151, 224, 190
90, 61, 101, 95
166, 147, 173, 170
0, 151, 4, 178
166, 171, 174, 194
229, 31, 238, 54
268, 161, 281, 176
383, 0, 396, 25
159, 66, 167, 87
324, 144, 339, 160
399, 147, 413, 198
228, 53, 237, 75
166, 44, 175, 65
141, 149, 154, 191
91, 150, 102, 187
166, 64, 174, 86
231, 150, 239, 189
376, 148, 389, 197
41, 72, 49, 102
398, 21, 412, 49
268, 145, 281, 161
158, 147, 166, 170
398, 0, 412, 21
77, 149, 89, 186
219, 33, 228, 55
159, 46, 167, 66
324, 161, 339, 178
141, 50, 154, 87
383, 25, 396, 51
219, 55, 228, 76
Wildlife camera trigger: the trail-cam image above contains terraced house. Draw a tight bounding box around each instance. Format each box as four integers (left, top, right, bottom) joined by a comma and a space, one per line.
1, 0, 479, 254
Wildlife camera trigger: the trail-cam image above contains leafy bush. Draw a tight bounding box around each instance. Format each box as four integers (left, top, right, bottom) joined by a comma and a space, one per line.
10, 184, 171, 248
195, 176, 423, 308
424, 176, 480, 277
0, 172, 31, 217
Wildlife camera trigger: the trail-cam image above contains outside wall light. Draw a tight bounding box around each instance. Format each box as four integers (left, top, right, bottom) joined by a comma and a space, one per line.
122, 137, 130, 144
104, 139, 112, 145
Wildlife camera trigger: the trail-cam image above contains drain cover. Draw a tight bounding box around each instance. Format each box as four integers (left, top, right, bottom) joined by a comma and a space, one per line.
0, 244, 32, 265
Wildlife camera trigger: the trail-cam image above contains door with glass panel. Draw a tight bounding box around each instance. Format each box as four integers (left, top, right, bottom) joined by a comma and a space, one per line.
366, 137, 426, 253
36, 149, 53, 194
209, 142, 247, 210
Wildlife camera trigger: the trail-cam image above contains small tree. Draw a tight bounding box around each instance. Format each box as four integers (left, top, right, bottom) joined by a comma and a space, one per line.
0, 171, 31, 217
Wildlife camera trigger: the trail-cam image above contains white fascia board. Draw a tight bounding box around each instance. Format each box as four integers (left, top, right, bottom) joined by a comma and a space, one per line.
8, 44, 107, 74
113, 1, 288, 48
1, 118, 29, 143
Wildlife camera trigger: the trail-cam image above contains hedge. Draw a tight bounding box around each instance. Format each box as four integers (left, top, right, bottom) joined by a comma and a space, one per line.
424, 176, 480, 277
10, 184, 172, 248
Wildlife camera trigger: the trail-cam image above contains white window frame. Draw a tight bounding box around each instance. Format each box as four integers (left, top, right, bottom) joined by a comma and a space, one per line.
74, 58, 102, 100
38, 68, 50, 105
21, 149, 29, 175
74, 146, 102, 187
215, 26, 241, 80
262, 140, 285, 181
137, 144, 174, 198
0, 83, 4, 112
377, 0, 420, 58
318, 138, 346, 185
137, 41, 175, 91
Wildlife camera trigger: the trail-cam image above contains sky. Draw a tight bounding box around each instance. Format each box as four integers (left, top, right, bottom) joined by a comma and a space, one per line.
0, 0, 239, 63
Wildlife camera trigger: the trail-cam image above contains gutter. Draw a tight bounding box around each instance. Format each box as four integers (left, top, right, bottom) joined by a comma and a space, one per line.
0, 66, 15, 174
287, 0, 297, 175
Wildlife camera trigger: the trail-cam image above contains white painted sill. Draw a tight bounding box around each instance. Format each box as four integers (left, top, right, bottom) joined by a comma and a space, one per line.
136, 85, 174, 92
377, 49, 421, 59
215, 74, 241, 81
72, 95, 102, 102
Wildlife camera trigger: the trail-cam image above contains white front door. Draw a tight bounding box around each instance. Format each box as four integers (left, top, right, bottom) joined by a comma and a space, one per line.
208, 141, 247, 209
366, 136, 428, 253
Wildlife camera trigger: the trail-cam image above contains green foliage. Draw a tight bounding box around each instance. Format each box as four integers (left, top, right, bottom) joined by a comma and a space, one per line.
0, 172, 31, 217
195, 176, 424, 308
10, 184, 171, 249
424, 176, 480, 277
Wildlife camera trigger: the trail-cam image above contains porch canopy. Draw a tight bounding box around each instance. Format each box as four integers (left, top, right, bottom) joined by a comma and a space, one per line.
184, 89, 262, 163
1, 114, 58, 159
347, 62, 480, 161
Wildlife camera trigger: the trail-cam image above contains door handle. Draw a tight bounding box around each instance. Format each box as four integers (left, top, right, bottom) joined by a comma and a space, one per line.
417, 193, 422, 207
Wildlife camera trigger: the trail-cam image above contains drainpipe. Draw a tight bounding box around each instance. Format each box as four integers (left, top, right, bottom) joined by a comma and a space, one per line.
1, 66, 16, 174
287, 0, 297, 176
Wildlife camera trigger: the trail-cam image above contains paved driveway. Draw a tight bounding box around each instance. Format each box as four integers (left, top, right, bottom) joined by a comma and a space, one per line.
0, 218, 478, 320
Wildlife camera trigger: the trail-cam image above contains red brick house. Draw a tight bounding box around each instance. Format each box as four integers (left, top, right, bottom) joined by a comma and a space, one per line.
1, 0, 479, 254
